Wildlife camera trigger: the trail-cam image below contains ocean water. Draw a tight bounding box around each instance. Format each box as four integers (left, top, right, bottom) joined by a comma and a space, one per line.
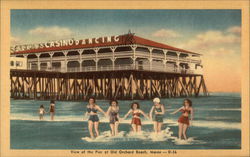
10, 92, 241, 149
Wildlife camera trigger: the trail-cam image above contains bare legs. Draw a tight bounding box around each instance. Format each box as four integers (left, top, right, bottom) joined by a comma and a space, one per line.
153, 122, 158, 133
178, 123, 183, 139
131, 124, 141, 132
94, 122, 99, 137
178, 123, 189, 140
50, 112, 54, 121
88, 121, 99, 138
88, 121, 94, 139
110, 122, 119, 136
157, 122, 162, 133
182, 124, 188, 140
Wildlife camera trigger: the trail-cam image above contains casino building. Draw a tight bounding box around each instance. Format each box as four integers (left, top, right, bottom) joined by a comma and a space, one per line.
10, 33, 208, 100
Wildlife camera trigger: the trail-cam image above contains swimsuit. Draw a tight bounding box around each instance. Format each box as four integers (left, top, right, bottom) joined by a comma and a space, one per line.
109, 110, 119, 124
39, 108, 45, 115
153, 106, 163, 123
87, 107, 99, 122
131, 112, 141, 126
178, 108, 191, 125
50, 105, 55, 113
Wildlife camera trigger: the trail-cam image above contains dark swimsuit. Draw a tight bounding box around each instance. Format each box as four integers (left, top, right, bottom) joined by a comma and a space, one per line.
109, 110, 119, 124
87, 107, 99, 122
153, 106, 163, 123
50, 105, 55, 113
131, 112, 141, 126
178, 108, 191, 125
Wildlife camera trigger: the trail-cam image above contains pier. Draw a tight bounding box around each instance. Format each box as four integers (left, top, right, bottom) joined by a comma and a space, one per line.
10, 33, 208, 100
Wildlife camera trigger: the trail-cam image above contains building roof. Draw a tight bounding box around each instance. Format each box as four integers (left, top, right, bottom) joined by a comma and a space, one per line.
11, 33, 200, 55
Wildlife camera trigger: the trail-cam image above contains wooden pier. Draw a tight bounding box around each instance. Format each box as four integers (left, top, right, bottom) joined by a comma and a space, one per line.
10, 69, 208, 100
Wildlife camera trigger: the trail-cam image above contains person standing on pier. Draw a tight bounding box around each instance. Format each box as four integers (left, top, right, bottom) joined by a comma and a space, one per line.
84, 97, 107, 139
106, 99, 120, 136
122, 102, 149, 132
149, 98, 165, 133
49, 100, 56, 121
170, 99, 194, 140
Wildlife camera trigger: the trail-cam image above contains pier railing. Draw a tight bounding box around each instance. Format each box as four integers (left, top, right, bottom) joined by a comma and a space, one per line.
29, 64, 203, 75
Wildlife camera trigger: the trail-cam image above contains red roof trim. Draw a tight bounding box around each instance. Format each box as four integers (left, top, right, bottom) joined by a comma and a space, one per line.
12, 34, 199, 55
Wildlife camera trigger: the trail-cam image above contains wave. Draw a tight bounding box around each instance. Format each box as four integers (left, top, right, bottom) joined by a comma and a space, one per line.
81, 128, 206, 145
11, 114, 240, 130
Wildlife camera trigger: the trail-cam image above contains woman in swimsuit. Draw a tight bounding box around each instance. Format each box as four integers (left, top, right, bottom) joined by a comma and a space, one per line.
106, 99, 120, 136
149, 97, 165, 133
49, 100, 55, 121
171, 99, 194, 140
84, 97, 107, 139
122, 102, 149, 132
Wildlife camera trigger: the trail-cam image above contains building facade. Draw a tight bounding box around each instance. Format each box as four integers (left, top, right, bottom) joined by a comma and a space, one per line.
11, 33, 203, 75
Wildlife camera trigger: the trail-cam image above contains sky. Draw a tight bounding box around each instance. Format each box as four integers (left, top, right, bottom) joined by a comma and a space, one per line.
11, 10, 241, 93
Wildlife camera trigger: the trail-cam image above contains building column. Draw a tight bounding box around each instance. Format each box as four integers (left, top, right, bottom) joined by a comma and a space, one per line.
131, 45, 137, 69
23, 54, 28, 70
177, 52, 180, 72
111, 46, 116, 70
35, 53, 41, 70
94, 48, 99, 71
78, 49, 83, 72
63, 51, 68, 72
149, 48, 153, 70
163, 50, 167, 70
49, 52, 54, 71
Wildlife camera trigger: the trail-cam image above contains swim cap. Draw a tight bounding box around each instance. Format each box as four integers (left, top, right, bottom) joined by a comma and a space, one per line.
153, 97, 160, 103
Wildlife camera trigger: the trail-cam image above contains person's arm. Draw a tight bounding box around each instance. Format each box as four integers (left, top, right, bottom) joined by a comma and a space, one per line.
106, 106, 111, 116
123, 109, 132, 119
155, 104, 165, 115
149, 106, 155, 120
96, 105, 107, 117
189, 107, 194, 126
140, 110, 149, 119
170, 107, 183, 115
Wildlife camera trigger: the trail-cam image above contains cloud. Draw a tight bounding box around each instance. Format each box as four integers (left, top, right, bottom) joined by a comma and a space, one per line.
152, 29, 181, 38
10, 36, 22, 45
206, 47, 235, 56
28, 26, 74, 39
178, 29, 240, 52
227, 26, 241, 35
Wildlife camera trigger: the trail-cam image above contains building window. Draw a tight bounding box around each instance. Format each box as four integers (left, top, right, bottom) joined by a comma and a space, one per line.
16, 61, 23, 67
10, 61, 14, 66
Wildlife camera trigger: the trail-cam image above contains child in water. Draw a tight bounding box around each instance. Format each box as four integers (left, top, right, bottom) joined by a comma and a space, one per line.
38, 105, 46, 120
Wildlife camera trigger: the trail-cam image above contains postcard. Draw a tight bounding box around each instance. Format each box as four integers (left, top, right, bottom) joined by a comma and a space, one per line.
1, 0, 249, 157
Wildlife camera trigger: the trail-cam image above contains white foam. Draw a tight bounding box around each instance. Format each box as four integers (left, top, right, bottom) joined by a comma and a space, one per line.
11, 114, 241, 130
172, 137, 206, 145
